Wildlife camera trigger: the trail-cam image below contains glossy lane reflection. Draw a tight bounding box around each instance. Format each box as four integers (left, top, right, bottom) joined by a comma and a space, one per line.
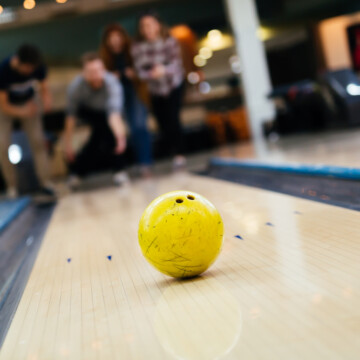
153, 277, 242, 360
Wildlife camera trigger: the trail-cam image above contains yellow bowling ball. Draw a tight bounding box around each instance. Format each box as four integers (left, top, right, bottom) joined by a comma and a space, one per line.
138, 190, 224, 278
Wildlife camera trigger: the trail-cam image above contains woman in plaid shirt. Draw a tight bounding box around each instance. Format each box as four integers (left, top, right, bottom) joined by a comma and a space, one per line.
132, 11, 186, 169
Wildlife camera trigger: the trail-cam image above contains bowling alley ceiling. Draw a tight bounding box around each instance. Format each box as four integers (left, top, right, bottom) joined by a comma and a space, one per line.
1, 0, 47, 4
0, 0, 158, 8
1, 0, 360, 24
0, 0, 150, 5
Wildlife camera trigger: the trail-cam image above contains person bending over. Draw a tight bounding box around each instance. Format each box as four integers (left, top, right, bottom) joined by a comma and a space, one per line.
64, 53, 127, 188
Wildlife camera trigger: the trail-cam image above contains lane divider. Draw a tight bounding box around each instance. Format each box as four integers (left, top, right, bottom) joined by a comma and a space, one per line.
210, 158, 360, 180
0, 197, 31, 234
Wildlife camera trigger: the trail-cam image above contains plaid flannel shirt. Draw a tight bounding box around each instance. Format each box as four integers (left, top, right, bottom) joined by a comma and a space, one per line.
132, 36, 184, 97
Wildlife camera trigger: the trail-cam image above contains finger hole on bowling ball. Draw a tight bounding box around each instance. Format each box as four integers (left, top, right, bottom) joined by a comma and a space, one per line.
187, 195, 195, 200
176, 199, 184, 203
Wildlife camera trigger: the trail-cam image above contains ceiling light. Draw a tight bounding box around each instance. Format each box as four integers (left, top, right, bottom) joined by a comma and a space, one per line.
23, 0, 36, 10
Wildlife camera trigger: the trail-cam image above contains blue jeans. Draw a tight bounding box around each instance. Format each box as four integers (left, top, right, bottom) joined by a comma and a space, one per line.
123, 85, 152, 166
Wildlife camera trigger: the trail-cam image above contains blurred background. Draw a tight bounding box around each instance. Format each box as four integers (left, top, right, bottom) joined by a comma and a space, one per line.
2, 0, 360, 190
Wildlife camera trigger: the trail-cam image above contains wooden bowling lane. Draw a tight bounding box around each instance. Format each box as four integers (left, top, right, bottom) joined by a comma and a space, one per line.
1, 173, 360, 359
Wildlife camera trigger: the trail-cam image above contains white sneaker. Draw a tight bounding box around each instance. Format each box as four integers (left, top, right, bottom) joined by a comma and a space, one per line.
113, 171, 130, 186
139, 165, 153, 179
6, 187, 18, 199
67, 175, 82, 190
172, 156, 187, 171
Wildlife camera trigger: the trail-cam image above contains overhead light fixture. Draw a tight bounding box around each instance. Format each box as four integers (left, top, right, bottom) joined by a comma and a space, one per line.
0, 5, 3, 14
208, 29, 222, 42
56, 0, 68, 3
200, 30, 233, 51
207, 30, 224, 50
23, 0, 36, 10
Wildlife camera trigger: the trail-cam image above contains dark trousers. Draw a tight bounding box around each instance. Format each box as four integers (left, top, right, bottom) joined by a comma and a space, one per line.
123, 84, 152, 165
69, 107, 125, 177
150, 84, 184, 156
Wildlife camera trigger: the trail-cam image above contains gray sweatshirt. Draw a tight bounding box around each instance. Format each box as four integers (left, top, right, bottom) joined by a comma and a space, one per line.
67, 72, 123, 116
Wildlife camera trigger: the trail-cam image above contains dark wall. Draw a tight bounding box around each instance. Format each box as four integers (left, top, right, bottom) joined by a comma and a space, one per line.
256, 0, 360, 25
266, 30, 318, 86
0, 0, 227, 65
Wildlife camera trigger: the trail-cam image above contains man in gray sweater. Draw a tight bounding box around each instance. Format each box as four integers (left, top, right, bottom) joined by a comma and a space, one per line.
64, 52, 127, 188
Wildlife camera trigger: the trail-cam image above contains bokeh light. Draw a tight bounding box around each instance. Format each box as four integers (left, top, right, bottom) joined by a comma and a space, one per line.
8, 144, 22, 165
199, 47, 213, 60
347, 83, 360, 96
200, 30, 233, 51
208, 29, 222, 42
23, 0, 36, 10
229, 55, 242, 74
194, 55, 207, 67
199, 81, 211, 94
187, 72, 200, 84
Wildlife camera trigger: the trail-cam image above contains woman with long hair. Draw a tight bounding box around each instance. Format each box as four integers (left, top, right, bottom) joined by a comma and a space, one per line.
100, 23, 152, 178
132, 11, 186, 169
